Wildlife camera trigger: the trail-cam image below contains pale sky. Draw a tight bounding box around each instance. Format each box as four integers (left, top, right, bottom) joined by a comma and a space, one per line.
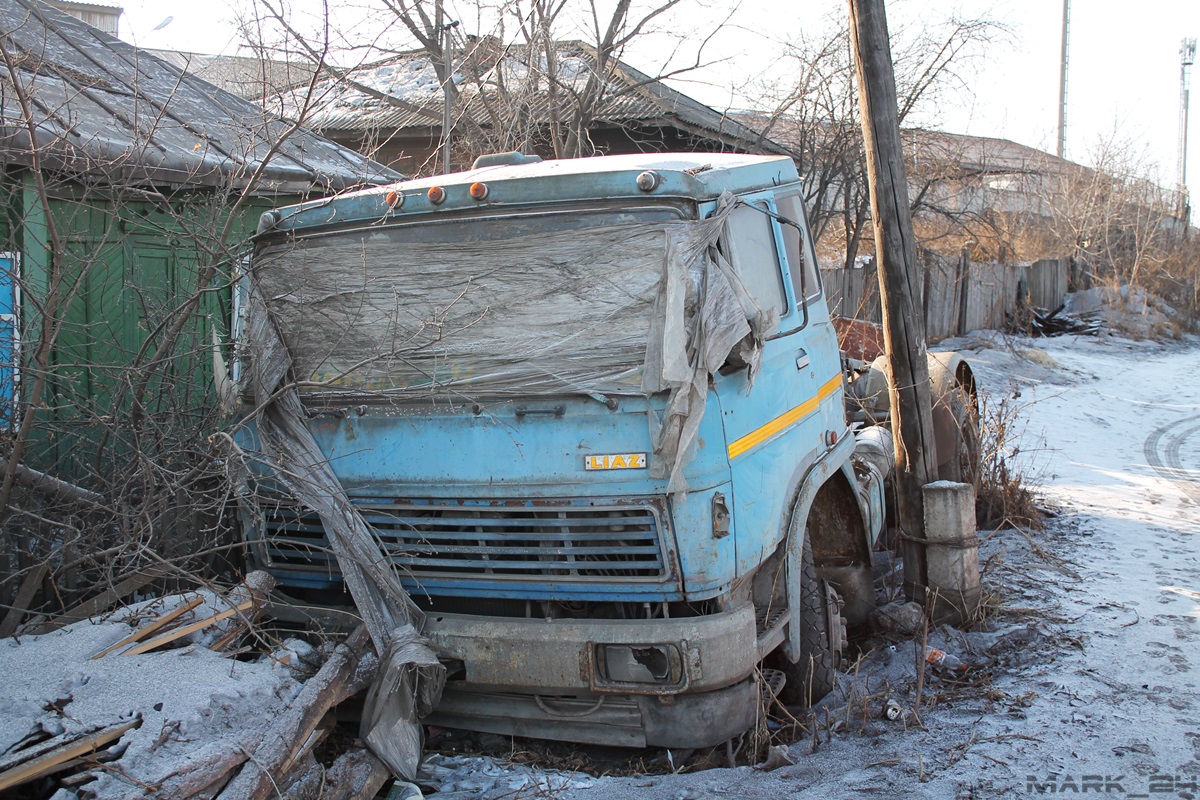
117, 0, 1200, 207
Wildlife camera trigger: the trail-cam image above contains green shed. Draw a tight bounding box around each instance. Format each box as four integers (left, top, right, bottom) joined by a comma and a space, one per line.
0, 0, 402, 486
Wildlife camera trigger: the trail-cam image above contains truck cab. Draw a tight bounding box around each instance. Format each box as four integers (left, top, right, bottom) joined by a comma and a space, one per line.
234, 153, 886, 749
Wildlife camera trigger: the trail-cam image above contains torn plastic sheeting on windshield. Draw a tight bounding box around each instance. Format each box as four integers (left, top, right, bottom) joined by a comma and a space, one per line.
247, 192, 769, 494
240, 278, 445, 780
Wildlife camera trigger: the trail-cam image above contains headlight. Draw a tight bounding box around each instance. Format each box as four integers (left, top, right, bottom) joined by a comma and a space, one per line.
595, 643, 684, 688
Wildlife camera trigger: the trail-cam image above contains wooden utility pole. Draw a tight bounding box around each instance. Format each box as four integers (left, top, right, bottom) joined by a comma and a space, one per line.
848, 0, 939, 604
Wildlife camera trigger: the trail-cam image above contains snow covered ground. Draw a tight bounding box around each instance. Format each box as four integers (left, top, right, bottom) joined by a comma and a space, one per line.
5, 331, 1197, 799
538, 331, 1200, 800
0, 594, 307, 798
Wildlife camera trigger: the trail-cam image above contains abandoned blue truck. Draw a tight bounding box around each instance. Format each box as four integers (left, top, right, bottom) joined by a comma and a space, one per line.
233, 152, 974, 749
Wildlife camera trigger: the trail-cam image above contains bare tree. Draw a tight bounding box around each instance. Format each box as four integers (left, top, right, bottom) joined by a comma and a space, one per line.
1040, 133, 1197, 316
744, 10, 1008, 269
0, 0, 379, 616
353, 0, 726, 170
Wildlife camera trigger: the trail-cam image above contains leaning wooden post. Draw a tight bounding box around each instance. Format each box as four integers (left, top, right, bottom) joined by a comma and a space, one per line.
848, 0, 940, 604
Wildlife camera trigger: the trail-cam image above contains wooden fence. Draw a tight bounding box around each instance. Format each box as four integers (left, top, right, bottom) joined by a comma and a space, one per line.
820, 254, 1069, 341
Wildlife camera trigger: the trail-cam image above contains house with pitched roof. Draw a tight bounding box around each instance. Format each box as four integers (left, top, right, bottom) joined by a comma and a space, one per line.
260, 39, 789, 175
0, 0, 400, 476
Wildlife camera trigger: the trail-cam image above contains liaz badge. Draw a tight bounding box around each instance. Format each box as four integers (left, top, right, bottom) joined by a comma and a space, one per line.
584, 453, 648, 471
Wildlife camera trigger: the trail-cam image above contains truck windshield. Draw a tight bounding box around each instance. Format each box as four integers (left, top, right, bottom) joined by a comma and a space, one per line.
251, 206, 692, 402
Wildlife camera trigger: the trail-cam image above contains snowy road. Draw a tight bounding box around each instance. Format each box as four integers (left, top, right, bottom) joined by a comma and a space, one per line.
8, 333, 1195, 799
537, 333, 1200, 800
1145, 413, 1200, 506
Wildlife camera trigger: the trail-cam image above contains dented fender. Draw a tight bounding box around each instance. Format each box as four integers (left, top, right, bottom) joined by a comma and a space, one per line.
780, 432, 857, 662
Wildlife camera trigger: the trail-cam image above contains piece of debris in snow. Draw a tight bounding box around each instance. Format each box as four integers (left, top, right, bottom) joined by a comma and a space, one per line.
884, 697, 904, 720
925, 646, 970, 673
1031, 304, 1102, 337
418, 753, 595, 796
870, 600, 926, 636
756, 744, 796, 771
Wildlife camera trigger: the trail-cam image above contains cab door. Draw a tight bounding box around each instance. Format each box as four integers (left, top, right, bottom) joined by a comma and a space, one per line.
711, 190, 841, 576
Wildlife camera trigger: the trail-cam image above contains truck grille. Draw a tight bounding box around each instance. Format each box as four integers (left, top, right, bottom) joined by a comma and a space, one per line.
257, 497, 672, 583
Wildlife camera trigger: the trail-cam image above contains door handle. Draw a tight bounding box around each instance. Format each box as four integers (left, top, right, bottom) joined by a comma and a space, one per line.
515, 405, 565, 418
795, 349, 811, 371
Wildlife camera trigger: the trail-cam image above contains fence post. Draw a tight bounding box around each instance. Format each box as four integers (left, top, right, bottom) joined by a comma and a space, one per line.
956, 249, 970, 335
922, 251, 932, 328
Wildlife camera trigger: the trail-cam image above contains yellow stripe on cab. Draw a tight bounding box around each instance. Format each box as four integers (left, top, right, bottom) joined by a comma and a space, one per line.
727, 374, 843, 459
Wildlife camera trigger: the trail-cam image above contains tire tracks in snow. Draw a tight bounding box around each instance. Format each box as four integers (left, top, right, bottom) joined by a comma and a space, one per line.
1143, 413, 1200, 504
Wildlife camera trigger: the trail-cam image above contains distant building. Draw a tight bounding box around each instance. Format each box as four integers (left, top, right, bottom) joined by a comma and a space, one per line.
145, 37, 793, 174
45, 0, 119, 35
901, 130, 1081, 219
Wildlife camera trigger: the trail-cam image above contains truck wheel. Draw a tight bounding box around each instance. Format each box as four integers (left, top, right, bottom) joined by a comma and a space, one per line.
778, 532, 838, 706
937, 386, 980, 490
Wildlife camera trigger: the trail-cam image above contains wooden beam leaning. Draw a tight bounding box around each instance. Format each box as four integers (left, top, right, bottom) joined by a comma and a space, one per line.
217, 625, 375, 800
0, 562, 49, 637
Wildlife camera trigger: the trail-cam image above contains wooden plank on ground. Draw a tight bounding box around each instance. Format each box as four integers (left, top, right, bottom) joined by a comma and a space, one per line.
121, 599, 255, 657
0, 718, 140, 792
0, 729, 87, 774
91, 595, 204, 659
217, 626, 373, 800
0, 562, 49, 638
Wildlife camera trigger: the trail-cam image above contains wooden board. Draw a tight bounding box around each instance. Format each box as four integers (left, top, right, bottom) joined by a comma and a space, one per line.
0, 562, 49, 638
91, 595, 204, 659
121, 599, 255, 657
0, 718, 140, 792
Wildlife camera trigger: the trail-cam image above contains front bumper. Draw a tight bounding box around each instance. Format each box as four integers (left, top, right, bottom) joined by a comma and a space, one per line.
428, 677, 760, 748
422, 604, 761, 747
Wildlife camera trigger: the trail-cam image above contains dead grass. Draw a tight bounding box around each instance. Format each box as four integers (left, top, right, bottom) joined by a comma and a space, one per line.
974, 394, 1042, 530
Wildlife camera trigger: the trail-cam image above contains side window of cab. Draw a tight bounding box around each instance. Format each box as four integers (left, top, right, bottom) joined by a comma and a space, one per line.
774, 193, 822, 308
722, 202, 787, 327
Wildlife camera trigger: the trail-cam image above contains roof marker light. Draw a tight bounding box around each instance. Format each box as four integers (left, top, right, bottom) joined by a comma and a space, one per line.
256, 210, 281, 234
636, 170, 661, 192
469, 182, 489, 200
427, 186, 446, 205
385, 189, 403, 209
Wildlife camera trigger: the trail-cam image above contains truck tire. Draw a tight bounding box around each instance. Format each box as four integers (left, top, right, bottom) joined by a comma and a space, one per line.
778, 532, 838, 706
937, 386, 980, 491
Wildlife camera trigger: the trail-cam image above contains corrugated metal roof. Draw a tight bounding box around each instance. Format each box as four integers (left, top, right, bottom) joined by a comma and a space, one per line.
146, 49, 317, 101
46, 0, 118, 9
0, 0, 401, 192
275, 41, 788, 155
740, 111, 1081, 179
903, 130, 1080, 177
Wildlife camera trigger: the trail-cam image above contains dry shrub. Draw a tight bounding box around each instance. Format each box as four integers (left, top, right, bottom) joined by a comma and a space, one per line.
975, 395, 1041, 529
1148, 239, 1200, 324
